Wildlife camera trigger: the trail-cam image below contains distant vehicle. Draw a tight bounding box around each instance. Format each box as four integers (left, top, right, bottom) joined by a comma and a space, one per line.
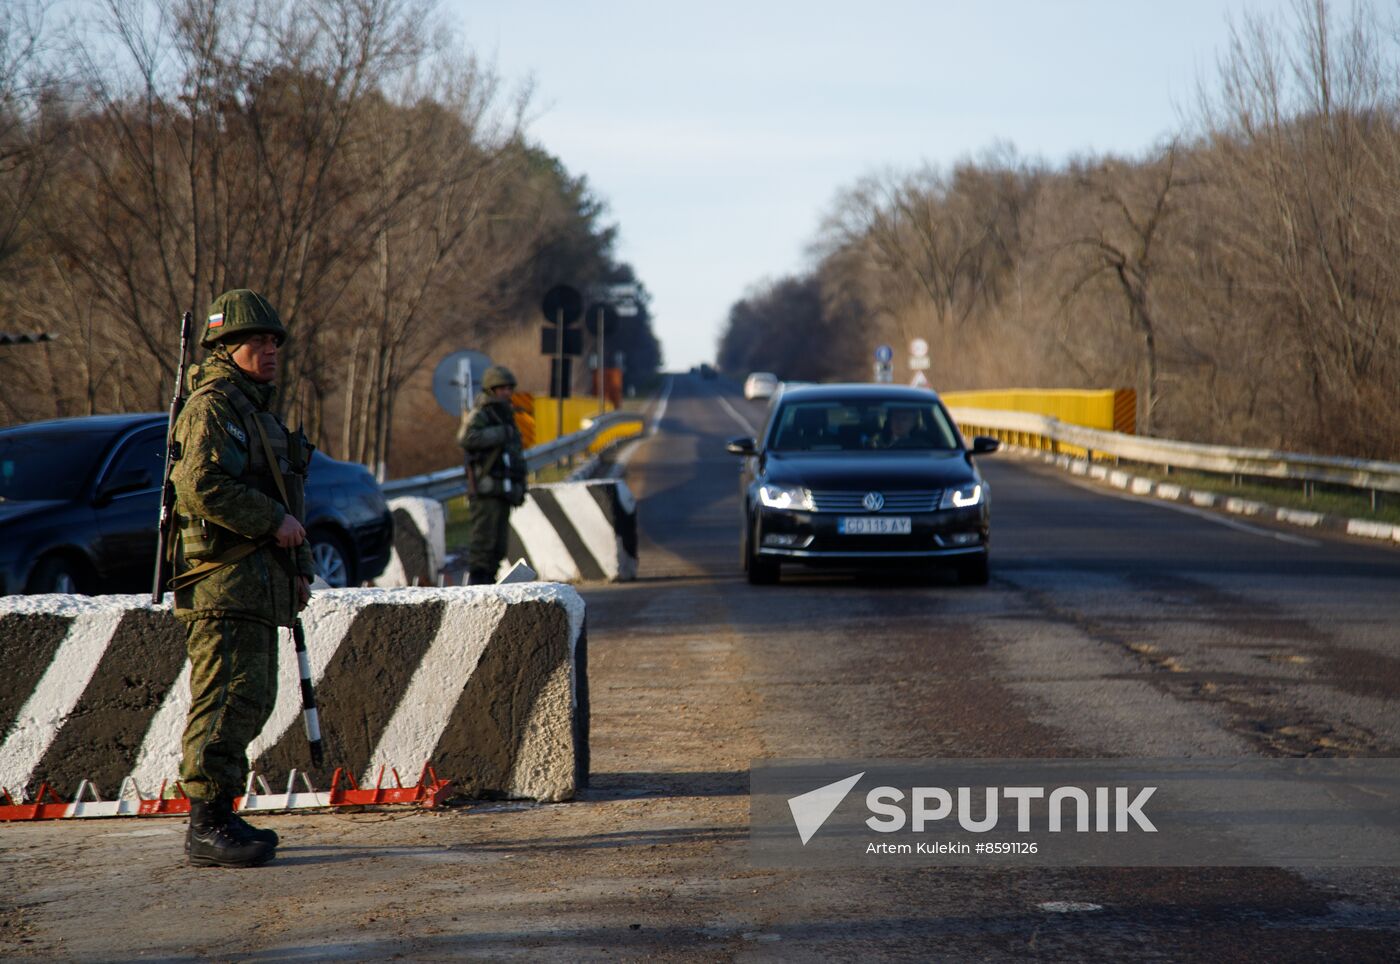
699, 363, 718, 380
0, 413, 394, 595
743, 372, 779, 400
724, 384, 999, 585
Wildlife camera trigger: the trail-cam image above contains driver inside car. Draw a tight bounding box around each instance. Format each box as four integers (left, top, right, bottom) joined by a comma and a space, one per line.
870, 406, 932, 449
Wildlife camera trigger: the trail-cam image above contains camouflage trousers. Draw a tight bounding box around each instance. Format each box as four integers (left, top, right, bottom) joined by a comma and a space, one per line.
466, 496, 512, 577
179, 617, 278, 801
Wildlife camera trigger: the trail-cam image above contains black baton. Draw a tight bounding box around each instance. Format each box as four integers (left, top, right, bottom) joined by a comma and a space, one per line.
292, 618, 324, 768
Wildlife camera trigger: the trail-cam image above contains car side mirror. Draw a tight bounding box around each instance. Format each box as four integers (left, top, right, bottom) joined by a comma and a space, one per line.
725, 436, 757, 456
970, 436, 1000, 456
95, 468, 155, 504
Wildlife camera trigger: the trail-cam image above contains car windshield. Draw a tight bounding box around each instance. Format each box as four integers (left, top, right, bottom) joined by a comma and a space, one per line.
0, 429, 111, 501
769, 400, 960, 452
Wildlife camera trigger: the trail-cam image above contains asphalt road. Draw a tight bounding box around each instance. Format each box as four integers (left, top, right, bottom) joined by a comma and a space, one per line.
4, 372, 1400, 961
584, 372, 1400, 960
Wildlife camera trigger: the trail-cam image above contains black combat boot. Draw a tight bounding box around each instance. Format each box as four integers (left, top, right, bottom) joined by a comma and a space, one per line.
184, 801, 278, 852
186, 798, 275, 868
226, 808, 279, 848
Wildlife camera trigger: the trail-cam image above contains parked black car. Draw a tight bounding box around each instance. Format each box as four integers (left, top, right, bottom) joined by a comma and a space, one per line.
0, 413, 393, 595
725, 384, 999, 585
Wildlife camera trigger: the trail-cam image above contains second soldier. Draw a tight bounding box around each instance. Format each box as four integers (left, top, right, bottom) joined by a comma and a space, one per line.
457, 366, 527, 585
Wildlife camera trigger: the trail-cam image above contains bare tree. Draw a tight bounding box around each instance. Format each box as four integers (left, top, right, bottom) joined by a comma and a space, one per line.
1061, 144, 1193, 434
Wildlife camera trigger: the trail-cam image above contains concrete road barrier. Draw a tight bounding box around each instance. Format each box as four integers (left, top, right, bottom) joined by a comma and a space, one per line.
505, 480, 638, 583
0, 585, 588, 805
375, 496, 446, 587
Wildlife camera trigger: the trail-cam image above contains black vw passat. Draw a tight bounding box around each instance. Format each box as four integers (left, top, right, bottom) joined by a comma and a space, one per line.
725, 384, 999, 585
0, 413, 393, 595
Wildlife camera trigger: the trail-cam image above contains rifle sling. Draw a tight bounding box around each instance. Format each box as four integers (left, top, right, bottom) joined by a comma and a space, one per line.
167, 538, 268, 592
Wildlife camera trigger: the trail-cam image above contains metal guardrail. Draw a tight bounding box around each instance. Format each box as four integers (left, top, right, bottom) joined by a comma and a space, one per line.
949, 407, 1400, 501
381, 411, 646, 502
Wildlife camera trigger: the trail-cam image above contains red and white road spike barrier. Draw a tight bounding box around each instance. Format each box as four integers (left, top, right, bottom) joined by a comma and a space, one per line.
0, 762, 452, 821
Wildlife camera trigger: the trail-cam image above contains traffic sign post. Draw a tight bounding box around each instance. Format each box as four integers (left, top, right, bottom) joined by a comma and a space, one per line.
874, 345, 894, 383
541, 285, 583, 440
586, 301, 622, 417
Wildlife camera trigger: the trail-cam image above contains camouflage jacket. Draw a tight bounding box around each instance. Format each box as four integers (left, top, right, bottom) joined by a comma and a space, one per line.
456, 392, 526, 502
171, 356, 315, 626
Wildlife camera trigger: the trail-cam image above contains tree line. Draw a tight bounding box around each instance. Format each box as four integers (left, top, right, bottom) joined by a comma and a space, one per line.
719, 0, 1399, 458
0, 0, 660, 475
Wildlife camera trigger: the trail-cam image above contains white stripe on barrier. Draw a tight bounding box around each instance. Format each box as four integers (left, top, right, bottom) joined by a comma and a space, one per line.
126, 664, 192, 792
511, 497, 581, 582
246, 611, 350, 762
129, 608, 352, 789
551, 484, 622, 577
0, 607, 125, 793
363, 594, 503, 784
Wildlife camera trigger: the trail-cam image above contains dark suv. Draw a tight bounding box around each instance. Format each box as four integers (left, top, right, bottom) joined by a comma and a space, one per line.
0, 413, 393, 594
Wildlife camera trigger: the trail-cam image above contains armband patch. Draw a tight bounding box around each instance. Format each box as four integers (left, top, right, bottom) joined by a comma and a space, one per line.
226, 420, 248, 445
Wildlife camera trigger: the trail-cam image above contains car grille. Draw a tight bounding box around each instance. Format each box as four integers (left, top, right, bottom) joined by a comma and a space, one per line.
808, 489, 943, 513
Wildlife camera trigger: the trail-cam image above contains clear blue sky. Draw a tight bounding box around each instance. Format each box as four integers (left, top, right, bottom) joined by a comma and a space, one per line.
446, 0, 1255, 370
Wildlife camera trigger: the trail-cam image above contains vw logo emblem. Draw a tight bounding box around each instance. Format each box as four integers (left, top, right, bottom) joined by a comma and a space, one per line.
862, 491, 885, 512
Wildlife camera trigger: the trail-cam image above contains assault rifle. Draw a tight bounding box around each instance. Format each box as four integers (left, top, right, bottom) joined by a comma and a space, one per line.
151, 311, 194, 604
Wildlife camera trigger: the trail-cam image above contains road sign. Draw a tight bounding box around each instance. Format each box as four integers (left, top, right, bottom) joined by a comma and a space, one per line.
874, 344, 893, 364
431, 349, 492, 416
908, 356, 931, 370
541, 326, 583, 356
909, 337, 929, 358
541, 284, 583, 327
873, 361, 894, 384
910, 371, 929, 388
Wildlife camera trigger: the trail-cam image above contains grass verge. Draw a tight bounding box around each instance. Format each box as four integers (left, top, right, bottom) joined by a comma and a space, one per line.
1119, 464, 1400, 526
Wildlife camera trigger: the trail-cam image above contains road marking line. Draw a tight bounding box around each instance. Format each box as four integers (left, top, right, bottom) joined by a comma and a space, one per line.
718, 395, 757, 436
650, 375, 674, 435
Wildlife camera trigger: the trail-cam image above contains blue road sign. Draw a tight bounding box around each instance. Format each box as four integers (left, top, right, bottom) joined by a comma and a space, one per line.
874, 344, 893, 364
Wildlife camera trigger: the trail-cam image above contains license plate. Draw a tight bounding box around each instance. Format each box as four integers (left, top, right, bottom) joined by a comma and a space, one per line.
837, 516, 912, 535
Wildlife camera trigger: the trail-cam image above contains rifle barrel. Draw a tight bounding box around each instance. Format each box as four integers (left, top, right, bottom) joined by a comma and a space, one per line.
151, 311, 194, 604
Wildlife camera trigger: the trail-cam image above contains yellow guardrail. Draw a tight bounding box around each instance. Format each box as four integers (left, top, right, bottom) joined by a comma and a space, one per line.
531, 397, 643, 454
939, 389, 1136, 434
941, 388, 1135, 459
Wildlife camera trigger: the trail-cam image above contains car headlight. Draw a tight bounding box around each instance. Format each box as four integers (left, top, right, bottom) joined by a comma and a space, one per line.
759, 484, 813, 511
939, 483, 984, 509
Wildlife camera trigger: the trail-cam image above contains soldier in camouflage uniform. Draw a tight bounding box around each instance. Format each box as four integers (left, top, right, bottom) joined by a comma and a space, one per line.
169, 289, 316, 868
457, 365, 527, 585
